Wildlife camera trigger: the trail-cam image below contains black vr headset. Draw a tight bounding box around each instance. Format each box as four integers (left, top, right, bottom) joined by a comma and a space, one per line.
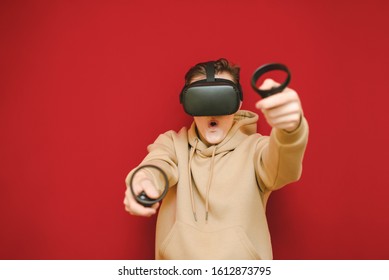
179, 61, 243, 116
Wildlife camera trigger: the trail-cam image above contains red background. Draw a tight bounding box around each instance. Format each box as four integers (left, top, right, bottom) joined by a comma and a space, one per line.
1, 0, 388, 260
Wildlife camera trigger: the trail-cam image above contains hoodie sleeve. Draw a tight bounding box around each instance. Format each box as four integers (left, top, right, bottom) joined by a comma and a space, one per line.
125, 130, 179, 191
254, 116, 309, 192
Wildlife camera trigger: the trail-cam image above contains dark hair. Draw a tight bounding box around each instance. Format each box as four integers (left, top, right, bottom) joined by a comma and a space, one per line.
184, 58, 240, 85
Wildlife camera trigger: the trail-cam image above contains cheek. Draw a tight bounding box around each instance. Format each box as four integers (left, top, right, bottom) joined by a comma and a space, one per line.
221, 117, 235, 131
195, 119, 206, 130
194, 119, 207, 135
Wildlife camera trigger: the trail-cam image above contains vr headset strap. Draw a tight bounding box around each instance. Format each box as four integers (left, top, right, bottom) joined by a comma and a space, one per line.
205, 62, 215, 82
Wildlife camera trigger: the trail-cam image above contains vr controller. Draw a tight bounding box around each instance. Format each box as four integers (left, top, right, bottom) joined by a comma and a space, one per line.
129, 165, 169, 207
251, 63, 291, 98
180, 61, 291, 116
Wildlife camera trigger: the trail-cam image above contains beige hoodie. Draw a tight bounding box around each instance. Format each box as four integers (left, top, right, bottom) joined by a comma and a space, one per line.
125, 110, 309, 259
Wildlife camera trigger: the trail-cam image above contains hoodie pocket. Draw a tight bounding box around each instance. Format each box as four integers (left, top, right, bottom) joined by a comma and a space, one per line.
159, 221, 261, 260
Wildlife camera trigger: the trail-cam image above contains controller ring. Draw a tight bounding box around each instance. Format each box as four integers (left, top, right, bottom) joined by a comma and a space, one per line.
251, 63, 291, 98
129, 164, 169, 207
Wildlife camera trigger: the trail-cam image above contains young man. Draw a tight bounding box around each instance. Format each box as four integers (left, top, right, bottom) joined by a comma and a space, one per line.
124, 58, 309, 259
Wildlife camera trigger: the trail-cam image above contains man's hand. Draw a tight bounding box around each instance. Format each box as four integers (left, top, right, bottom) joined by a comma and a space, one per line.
123, 170, 161, 217
255, 79, 302, 132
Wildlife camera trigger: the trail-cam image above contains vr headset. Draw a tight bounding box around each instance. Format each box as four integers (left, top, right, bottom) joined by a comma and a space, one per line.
179, 61, 243, 116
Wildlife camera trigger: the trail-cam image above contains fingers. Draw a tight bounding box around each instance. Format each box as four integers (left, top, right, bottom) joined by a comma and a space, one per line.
255, 79, 302, 132
256, 85, 299, 111
123, 170, 161, 217
123, 187, 160, 217
262, 112, 301, 131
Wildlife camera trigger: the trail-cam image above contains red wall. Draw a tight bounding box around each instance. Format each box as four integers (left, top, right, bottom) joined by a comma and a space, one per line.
1, 0, 388, 259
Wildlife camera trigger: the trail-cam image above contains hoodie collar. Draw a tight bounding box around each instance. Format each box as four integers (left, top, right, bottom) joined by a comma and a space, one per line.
188, 110, 259, 156
187, 110, 259, 222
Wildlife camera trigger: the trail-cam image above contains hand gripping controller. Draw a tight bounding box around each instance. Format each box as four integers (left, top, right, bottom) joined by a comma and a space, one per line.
129, 164, 169, 207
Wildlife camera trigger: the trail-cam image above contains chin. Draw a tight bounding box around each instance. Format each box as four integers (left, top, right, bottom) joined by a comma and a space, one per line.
205, 132, 225, 145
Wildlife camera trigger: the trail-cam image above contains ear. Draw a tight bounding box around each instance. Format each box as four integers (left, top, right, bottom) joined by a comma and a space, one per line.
238, 101, 243, 110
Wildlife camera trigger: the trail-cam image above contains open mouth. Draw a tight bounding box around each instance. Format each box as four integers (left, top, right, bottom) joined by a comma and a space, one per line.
208, 119, 218, 129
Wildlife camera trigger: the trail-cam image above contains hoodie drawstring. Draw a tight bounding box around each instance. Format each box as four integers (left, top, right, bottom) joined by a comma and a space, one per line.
188, 139, 217, 223
188, 139, 198, 222
205, 146, 217, 222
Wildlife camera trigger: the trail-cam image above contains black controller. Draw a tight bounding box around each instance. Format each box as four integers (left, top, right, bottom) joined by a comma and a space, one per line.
129, 164, 169, 207
251, 63, 291, 98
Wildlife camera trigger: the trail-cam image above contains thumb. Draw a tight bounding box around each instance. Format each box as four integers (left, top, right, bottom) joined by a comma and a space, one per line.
256, 78, 281, 110
132, 170, 161, 199
258, 78, 281, 91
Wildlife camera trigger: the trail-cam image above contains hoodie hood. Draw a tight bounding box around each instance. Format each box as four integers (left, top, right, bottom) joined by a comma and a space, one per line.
186, 110, 259, 222
188, 110, 259, 156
